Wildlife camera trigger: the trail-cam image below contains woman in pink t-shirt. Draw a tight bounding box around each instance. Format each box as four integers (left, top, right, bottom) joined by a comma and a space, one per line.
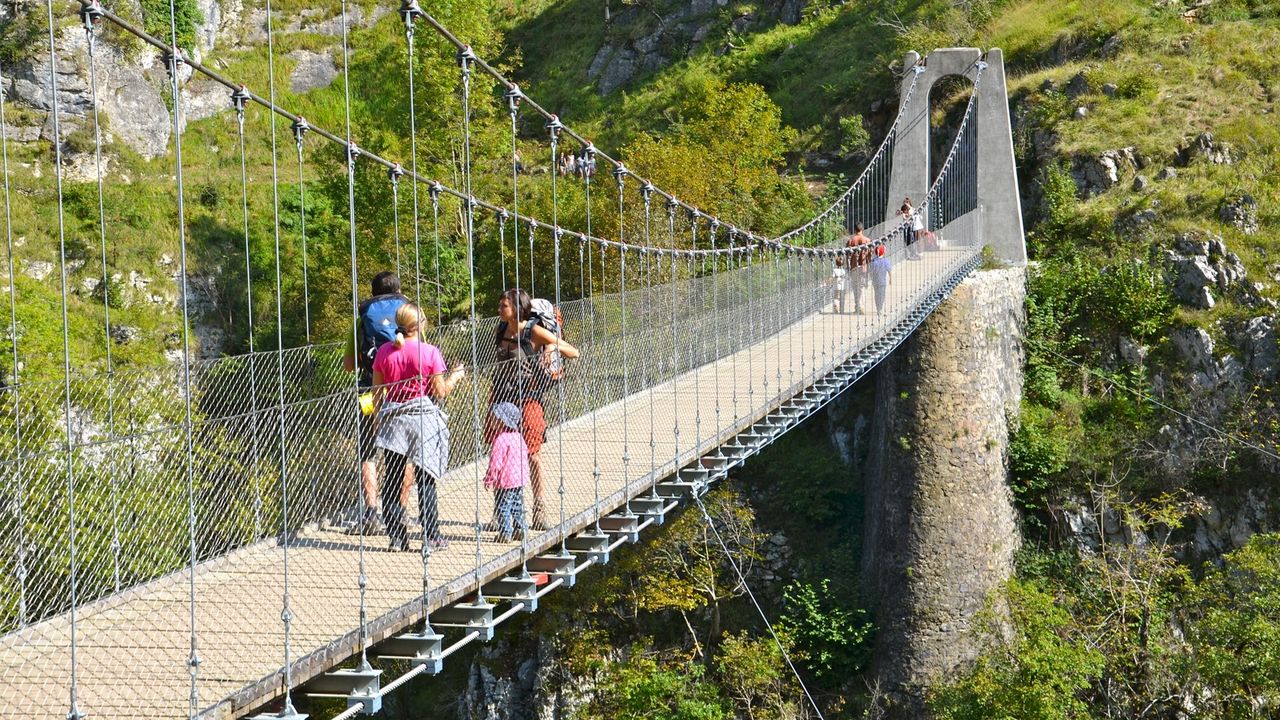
372, 302, 465, 551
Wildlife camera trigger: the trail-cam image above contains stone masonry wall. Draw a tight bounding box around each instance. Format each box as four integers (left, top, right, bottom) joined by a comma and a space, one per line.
861, 267, 1026, 715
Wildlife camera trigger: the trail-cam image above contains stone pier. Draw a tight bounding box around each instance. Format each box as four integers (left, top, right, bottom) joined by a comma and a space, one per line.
861, 267, 1026, 714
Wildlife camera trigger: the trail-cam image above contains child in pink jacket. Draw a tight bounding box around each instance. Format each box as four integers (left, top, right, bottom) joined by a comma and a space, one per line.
484, 402, 530, 542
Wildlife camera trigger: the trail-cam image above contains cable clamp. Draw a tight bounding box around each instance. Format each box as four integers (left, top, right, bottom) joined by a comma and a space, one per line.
497, 207, 510, 222
163, 47, 186, 77
545, 115, 563, 140
457, 44, 477, 71
291, 116, 310, 145
230, 85, 251, 113
641, 182, 654, 203
613, 163, 627, 185
913, 63, 926, 76
467, 196, 480, 210
388, 163, 405, 183
975, 60, 989, 71
347, 142, 361, 165
187, 651, 202, 668
504, 84, 522, 113
80, 0, 104, 31
553, 226, 565, 240
429, 180, 443, 201
399, 0, 425, 26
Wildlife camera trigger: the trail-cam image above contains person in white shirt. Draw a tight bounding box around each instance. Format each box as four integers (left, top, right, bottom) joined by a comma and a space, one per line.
830, 257, 848, 314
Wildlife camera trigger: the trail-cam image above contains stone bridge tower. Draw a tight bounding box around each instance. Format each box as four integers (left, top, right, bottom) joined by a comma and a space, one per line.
886, 48, 1027, 266
863, 48, 1028, 716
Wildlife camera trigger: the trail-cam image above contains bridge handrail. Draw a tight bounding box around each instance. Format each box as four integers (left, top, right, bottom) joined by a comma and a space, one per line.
762, 59, 985, 257
771, 66, 922, 245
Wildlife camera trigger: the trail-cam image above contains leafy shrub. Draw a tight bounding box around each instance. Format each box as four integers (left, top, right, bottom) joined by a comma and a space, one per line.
197, 183, 220, 210
1092, 260, 1173, 342
838, 114, 870, 156
1115, 72, 1157, 100
1185, 533, 1280, 718
139, 0, 204, 54
580, 655, 728, 720
715, 632, 805, 720
779, 579, 873, 683
1030, 91, 1075, 129
929, 580, 1103, 720
1008, 406, 1071, 517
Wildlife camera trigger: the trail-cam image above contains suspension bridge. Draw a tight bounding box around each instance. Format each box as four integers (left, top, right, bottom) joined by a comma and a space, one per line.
1, 1, 1026, 717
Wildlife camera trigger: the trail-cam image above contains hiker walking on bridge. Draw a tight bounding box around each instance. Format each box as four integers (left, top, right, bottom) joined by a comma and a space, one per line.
491, 288, 580, 531
870, 245, 892, 314
343, 271, 409, 534
372, 301, 465, 551
846, 222, 871, 313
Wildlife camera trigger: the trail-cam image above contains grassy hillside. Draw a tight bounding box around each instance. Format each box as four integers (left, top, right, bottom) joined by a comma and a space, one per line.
491, 1, 1280, 717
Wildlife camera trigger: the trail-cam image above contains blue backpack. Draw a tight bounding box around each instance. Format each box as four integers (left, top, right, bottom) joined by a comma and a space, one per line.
357, 294, 406, 381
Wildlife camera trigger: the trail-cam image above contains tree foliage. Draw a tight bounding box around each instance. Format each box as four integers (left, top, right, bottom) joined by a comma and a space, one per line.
624, 78, 807, 233
1185, 533, 1280, 719
576, 653, 728, 720
929, 580, 1103, 720
779, 579, 873, 684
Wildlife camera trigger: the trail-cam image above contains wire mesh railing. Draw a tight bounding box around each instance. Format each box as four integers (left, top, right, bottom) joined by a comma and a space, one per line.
0, 0, 995, 717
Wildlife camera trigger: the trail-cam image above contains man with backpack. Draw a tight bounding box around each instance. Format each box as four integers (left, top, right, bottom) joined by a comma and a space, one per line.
342, 270, 409, 534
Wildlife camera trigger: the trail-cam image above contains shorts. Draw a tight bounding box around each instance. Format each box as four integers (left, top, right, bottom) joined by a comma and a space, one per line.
485, 398, 547, 455
357, 409, 378, 462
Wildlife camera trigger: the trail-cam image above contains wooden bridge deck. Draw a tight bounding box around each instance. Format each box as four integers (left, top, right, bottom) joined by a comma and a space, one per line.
0, 248, 975, 719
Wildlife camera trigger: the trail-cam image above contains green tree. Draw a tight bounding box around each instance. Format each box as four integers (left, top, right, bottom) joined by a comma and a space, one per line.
578, 653, 728, 720
1185, 533, 1280, 719
631, 488, 764, 658
624, 78, 806, 233
715, 631, 808, 720
779, 579, 873, 684
929, 580, 1103, 720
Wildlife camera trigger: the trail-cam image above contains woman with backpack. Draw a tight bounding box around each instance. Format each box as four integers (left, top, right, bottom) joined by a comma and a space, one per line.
372, 301, 466, 551
491, 288, 580, 531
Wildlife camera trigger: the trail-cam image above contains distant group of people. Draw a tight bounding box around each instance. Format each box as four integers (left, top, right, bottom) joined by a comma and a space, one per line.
558, 149, 597, 179
829, 197, 936, 315
342, 271, 578, 552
